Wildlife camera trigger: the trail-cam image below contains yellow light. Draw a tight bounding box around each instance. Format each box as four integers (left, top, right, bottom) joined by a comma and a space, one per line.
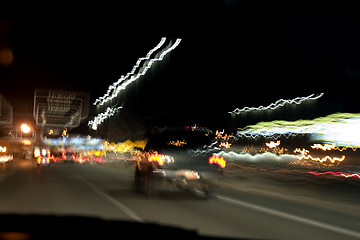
22, 140, 32, 145
148, 153, 165, 166
208, 155, 226, 168
0, 146, 6, 153
20, 123, 31, 134
62, 128, 67, 136
294, 148, 345, 163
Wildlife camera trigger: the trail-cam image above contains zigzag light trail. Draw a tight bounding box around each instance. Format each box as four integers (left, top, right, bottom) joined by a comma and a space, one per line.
229, 93, 324, 115
93, 37, 166, 106
236, 112, 360, 146
94, 38, 181, 106
88, 105, 123, 130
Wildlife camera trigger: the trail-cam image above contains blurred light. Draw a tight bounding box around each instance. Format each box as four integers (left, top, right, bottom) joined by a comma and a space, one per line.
20, 123, 31, 134
176, 170, 200, 180
266, 140, 280, 148
308, 171, 360, 179
215, 151, 298, 163
209, 155, 226, 168
94, 37, 182, 106
229, 93, 324, 115
0, 155, 12, 163
22, 140, 32, 145
215, 129, 233, 140
148, 153, 165, 166
0, 146, 6, 153
237, 113, 360, 147
94, 37, 166, 106
88, 105, 123, 130
294, 148, 345, 163
34, 147, 40, 157
219, 142, 232, 148
41, 149, 47, 156
310, 143, 336, 151
167, 140, 187, 147
62, 128, 67, 136
310, 143, 359, 151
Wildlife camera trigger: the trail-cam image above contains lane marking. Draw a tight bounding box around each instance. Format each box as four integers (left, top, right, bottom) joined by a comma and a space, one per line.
75, 175, 143, 223
215, 194, 360, 239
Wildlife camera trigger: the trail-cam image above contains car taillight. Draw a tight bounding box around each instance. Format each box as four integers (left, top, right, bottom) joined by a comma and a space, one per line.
148, 153, 165, 166
209, 155, 226, 168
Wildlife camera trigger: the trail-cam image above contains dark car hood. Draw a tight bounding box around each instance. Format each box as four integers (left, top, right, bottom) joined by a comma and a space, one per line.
0, 214, 249, 240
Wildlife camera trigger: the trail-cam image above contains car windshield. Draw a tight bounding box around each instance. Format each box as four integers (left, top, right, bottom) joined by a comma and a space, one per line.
1, 2, 360, 240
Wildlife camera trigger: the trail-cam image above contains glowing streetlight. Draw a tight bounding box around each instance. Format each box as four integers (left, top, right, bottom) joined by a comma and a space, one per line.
20, 123, 31, 134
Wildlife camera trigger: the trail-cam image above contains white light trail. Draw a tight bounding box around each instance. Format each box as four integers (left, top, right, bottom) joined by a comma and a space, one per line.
237, 112, 360, 147
229, 93, 324, 115
88, 105, 123, 130
94, 38, 182, 106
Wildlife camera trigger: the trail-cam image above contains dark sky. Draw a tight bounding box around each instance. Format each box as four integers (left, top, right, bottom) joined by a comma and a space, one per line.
1, 1, 360, 136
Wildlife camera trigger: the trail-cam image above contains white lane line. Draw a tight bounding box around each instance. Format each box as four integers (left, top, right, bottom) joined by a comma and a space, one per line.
75, 175, 143, 223
215, 194, 360, 239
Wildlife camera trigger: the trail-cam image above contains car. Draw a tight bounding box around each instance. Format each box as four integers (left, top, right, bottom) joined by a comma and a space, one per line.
134, 127, 225, 198
37, 149, 51, 167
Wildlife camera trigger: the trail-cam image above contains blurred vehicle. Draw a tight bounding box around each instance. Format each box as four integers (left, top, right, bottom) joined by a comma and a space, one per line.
0, 153, 13, 163
134, 127, 225, 198
37, 149, 51, 167
0, 145, 13, 163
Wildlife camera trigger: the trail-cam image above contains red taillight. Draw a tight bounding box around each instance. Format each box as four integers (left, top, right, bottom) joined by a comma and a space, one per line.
209, 155, 226, 168
148, 153, 165, 166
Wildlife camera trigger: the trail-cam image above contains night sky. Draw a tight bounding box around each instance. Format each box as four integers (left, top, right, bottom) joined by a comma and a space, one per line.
1, 1, 360, 138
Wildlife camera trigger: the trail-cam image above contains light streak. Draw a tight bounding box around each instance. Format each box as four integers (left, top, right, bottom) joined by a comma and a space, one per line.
293, 148, 345, 163
215, 151, 298, 163
94, 37, 166, 106
310, 143, 359, 151
266, 140, 280, 148
310, 143, 336, 151
94, 37, 181, 106
215, 129, 233, 140
88, 105, 123, 130
237, 113, 360, 147
229, 93, 324, 115
341, 173, 360, 178
103, 139, 148, 153
167, 140, 187, 147
308, 171, 360, 179
299, 154, 345, 163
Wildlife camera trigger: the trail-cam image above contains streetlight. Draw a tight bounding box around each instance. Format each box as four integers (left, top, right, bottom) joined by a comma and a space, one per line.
20, 123, 31, 134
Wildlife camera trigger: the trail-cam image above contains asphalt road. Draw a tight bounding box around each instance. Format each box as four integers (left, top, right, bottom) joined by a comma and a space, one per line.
0, 159, 359, 240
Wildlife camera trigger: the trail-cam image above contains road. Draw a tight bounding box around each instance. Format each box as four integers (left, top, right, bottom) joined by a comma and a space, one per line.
0, 159, 359, 239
